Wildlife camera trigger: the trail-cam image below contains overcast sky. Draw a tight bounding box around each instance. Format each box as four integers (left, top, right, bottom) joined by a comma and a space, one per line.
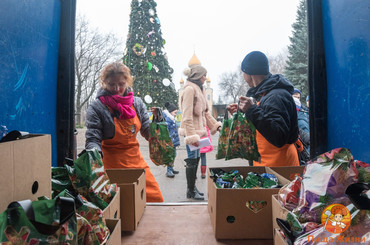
77, 0, 300, 100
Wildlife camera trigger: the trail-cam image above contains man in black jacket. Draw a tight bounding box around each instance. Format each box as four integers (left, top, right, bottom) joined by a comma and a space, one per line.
228, 51, 299, 166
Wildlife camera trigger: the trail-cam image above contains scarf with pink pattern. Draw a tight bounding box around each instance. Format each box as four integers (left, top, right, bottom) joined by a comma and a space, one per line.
99, 92, 136, 119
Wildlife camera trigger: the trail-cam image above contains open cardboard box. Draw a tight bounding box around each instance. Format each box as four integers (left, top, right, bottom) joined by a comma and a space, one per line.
208, 166, 287, 239
106, 219, 121, 245
271, 194, 291, 231
0, 134, 51, 213
274, 228, 288, 245
106, 169, 146, 231
267, 166, 305, 186
102, 187, 120, 220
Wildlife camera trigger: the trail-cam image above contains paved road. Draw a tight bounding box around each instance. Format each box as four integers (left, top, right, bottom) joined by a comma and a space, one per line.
76, 127, 250, 203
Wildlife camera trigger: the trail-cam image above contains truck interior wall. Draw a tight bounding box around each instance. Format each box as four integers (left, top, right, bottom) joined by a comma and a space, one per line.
321, 0, 370, 162
0, 0, 76, 166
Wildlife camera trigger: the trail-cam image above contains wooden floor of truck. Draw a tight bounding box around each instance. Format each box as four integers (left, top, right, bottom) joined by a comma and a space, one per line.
121, 204, 273, 245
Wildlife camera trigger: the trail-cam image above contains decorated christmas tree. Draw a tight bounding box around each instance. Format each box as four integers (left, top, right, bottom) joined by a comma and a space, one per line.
123, 0, 177, 108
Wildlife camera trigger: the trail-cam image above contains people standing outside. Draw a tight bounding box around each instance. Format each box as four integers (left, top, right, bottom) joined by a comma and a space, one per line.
227, 51, 299, 167
180, 65, 221, 200
162, 101, 180, 178
199, 126, 213, 179
85, 61, 164, 202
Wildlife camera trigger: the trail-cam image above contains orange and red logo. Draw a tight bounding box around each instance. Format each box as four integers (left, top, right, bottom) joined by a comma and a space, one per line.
321, 204, 351, 234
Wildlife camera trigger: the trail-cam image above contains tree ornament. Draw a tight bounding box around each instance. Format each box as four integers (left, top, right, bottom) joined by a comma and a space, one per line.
162, 39, 166, 45
153, 65, 159, 73
150, 17, 155, 23
133, 43, 145, 56
162, 78, 170, 86
147, 30, 155, 38
149, 9, 155, 16
144, 95, 152, 104
151, 51, 156, 56
147, 62, 153, 71
155, 17, 160, 24
154, 80, 157, 83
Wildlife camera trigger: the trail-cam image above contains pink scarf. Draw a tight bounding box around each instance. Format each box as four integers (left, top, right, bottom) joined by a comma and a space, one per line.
99, 92, 136, 119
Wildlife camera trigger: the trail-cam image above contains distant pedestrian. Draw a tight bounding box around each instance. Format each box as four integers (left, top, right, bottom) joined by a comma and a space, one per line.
163, 101, 180, 178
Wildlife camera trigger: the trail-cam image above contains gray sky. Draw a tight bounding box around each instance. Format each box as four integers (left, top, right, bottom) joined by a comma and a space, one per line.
77, 0, 300, 100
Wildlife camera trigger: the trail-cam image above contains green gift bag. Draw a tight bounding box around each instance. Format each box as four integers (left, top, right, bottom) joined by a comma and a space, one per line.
216, 112, 232, 159
0, 197, 78, 244
65, 149, 117, 210
149, 108, 175, 166
225, 110, 260, 161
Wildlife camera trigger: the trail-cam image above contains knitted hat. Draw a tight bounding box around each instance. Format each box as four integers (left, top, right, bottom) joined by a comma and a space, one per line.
241, 51, 269, 75
183, 65, 207, 81
293, 89, 301, 95
165, 102, 177, 113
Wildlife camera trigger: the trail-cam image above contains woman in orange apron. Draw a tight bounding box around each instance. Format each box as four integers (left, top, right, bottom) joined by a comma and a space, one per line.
85, 62, 163, 202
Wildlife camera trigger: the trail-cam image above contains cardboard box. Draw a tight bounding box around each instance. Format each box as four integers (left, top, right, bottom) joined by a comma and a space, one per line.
271, 194, 290, 231
106, 169, 146, 231
267, 166, 305, 186
208, 166, 286, 239
0, 134, 52, 213
274, 228, 288, 245
106, 219, 121, 245
102, 187, 121, 219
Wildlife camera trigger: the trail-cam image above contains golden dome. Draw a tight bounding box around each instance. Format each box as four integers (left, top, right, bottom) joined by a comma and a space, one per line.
180, 77, 184, 83
188, 52, 201, 67
206, 77, 211, 83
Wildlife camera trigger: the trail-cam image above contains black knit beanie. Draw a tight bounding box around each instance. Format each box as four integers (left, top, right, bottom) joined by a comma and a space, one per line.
241, 51, 269, 75
165, 102, 177, 113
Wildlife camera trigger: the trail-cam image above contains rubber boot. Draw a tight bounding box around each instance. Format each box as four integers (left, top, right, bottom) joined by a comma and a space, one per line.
185, 158, 204, 200
201, 166, 206, 179
166, 166, 175, 178
194, 157, 204, 196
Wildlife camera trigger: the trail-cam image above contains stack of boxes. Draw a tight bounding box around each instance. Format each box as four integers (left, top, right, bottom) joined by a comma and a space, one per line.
0, 134, 148, 243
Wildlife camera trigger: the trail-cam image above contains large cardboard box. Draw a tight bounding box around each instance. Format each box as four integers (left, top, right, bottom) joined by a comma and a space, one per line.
106, 219, 122, 245
208, 166, 286, 239
271, 194, 290, 231
267, 166, 305, 186
0, 134, 51, 213
274, 228, 288, 245
102, 187, 121, 220
106, 169, 146, 231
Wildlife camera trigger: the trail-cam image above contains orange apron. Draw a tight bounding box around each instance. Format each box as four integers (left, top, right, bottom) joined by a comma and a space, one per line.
102, 107, 164, 202
253, 99, 299, 167
253, 130, 299, 166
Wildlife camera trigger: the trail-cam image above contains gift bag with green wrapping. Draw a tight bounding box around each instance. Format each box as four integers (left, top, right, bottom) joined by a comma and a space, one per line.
51, 166, 74, 198
216, 112, 232, 159
65, 149, 117, 210
225, 110, 259, 161
0, 197, 78, 244
149, 108, 175, 166
57, 190, 110, 244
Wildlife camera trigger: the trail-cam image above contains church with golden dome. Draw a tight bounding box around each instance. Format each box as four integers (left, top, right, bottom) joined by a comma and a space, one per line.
178, 52, 214, 114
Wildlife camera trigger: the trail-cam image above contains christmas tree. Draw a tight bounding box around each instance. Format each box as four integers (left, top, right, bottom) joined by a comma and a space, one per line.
123, 0, 177, 108
284, 0, 308, 99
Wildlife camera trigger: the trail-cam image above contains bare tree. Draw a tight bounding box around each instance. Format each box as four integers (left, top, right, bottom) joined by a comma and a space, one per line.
266, 48, 288, 74
75, 15, 123, 126
217, 68, 249, 104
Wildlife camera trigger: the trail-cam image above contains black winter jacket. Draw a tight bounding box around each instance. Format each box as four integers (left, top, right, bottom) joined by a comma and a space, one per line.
245, 73, 298, 147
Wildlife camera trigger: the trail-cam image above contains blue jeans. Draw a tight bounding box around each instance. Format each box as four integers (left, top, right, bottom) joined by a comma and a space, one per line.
200, 153, 206, 166
186, 145, 200, 159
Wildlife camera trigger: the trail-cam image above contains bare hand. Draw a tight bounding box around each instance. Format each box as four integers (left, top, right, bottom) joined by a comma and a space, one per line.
192, 141, 199, 147
239, 96, 255, 113
227, 103, 238, 114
